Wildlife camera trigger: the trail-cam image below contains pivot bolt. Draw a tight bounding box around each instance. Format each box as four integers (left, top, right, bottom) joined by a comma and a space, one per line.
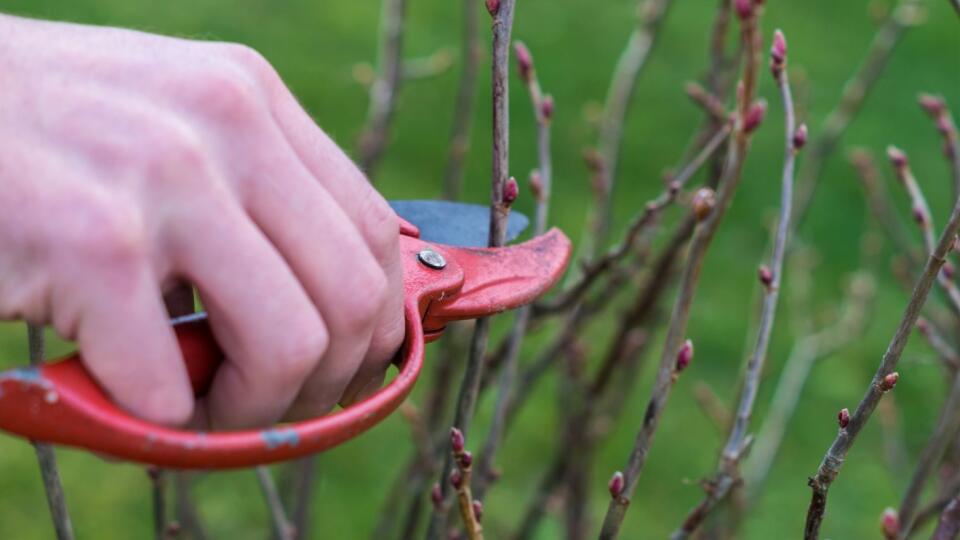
417, 249, 446, 270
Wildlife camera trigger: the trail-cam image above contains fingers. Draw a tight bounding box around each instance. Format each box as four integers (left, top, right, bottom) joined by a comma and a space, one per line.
240, 142, 391, 419
267, 89, 405, 403
169, 198, 327, 430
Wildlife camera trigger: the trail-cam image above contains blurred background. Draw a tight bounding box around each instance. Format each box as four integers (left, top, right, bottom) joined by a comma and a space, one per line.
0, 0, 957, 538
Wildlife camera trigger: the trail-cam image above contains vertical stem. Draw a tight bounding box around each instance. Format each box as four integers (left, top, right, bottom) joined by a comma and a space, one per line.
357, 0, 408, 179
443, 0, 482, 201
27, 324, 75, 540
255, 467, 294, 540
424, 2, 517, 537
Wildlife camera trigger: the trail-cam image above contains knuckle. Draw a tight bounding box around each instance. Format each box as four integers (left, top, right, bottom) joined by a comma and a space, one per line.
142, 126, 209, 181
358, 188, 400, 258
218, 43, 281, 91
273, 323, 329, 383
339, 267, 389, 332
187, 66, 263, 122
68, 197, 147, 269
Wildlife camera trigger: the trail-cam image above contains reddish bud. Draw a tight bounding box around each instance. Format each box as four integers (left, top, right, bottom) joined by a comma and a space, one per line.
770, 29, 787, 67
734, 0, 753, 20
541, 95, 555, 121
937, 116, 951, 136
449, 469, 463, 490
458, 450, 473, 469
881, 507, 900, 538
838, 408, 850, 429
146, 466, 162, 482
514, 42, 533, 82
944, 261, 955, 281
916, 317, 930, 336
743, 100, 768, 133
472, 500, 484, 522
919, 93, 946, 118
431, 483, 443, 509
485, 0, 500, 16
881, 372, 900, 392
758, 265, 774, 288
676, 339, 694, 372
450, 427, 465, 453
165, 522, 182, 538
691, 187, 717, 221
503, 176, 519, 205
529, 170, 545, 201
608, 471, 625, 499
912, 204, 927, 227
887, 146, 908, 170
793, 123, 808, 150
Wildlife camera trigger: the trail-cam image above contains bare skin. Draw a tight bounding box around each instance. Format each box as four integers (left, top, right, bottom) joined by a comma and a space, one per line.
0, 14, 405, 430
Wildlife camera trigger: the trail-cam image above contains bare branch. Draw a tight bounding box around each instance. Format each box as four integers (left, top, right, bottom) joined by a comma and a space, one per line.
597, 4, 765, 536
804, 160, 960, 540
442, 0, 482, 200
255, 467, 294, 540
356, 0, 408, 178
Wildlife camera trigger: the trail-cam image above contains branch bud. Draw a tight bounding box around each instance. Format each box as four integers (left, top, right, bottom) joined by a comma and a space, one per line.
691, 187, 717, 222
912, 204, 927, 227
734, 0, 753, 20
918, 93, 946, 118
793, 123, 808, 151
881, 372, 899, 392
485, 0, 500, 16
431, 483, 443, 509
514, 42, 533, 83
676, 339, 694, 372
503, 176, 519, 205
944, 261, 955, 281
743, 100, 768, 134
758, 265, 774, 288
881, 507, 900, 539
608, 471, 625, 499
529, 170, 545, 201
541, 95, 555, 122
838, 408, 850, 429
916, 317, 930, 336
770, 29, 787, 79
449, 469, 463, 490
458, 450, 473, 469
472, 500, 484, 522
450, 427, 465, 453
886, 145, 908, 171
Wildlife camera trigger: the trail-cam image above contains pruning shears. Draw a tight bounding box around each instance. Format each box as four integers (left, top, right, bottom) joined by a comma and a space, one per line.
0, 201, 571, 469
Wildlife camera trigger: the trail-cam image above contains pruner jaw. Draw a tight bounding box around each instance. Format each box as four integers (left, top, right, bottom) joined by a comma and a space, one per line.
421, 228, 572, 330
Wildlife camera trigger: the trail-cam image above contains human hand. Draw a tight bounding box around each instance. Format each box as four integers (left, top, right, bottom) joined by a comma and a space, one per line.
0, 15, 404, 429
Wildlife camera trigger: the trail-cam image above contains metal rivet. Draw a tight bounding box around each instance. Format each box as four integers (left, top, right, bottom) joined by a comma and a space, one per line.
417, 249, 446, 270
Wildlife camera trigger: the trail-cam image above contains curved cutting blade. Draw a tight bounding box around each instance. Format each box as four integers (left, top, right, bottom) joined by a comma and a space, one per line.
388, 200, 529, 247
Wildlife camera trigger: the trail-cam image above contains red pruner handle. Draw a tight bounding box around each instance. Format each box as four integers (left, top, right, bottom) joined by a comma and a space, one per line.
0, 230, 570, 469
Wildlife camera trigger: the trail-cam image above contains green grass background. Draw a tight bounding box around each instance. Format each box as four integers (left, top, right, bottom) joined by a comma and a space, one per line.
0, 0, 957, 538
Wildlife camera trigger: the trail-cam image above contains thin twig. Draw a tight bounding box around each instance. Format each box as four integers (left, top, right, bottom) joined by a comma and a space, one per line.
671, 29, 801, 538
933, 496, 960, 540
449, 429, 483, 539
537, 123, 732, 316
744, 271, 876, 496
804, 165, 960, 540
917, 94, 960, 201
897, 370, 960, 537
356, 0, 408, 178
849, 148, 923, 269
917, 317, 960, 368
887, 145, 960, 314
576, 0, 675, 261
793, 0, 925, 222
425, 2, 517, 537
442, 0, 482, 201
597, 5, 764, 537
474, 40, 553, 501
173, 473, 208, 540
28, 323, 75, 540
255, 467, 294, 540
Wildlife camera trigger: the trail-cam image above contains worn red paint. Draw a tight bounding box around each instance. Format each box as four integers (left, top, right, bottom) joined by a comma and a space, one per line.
0, 220, 571, 469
